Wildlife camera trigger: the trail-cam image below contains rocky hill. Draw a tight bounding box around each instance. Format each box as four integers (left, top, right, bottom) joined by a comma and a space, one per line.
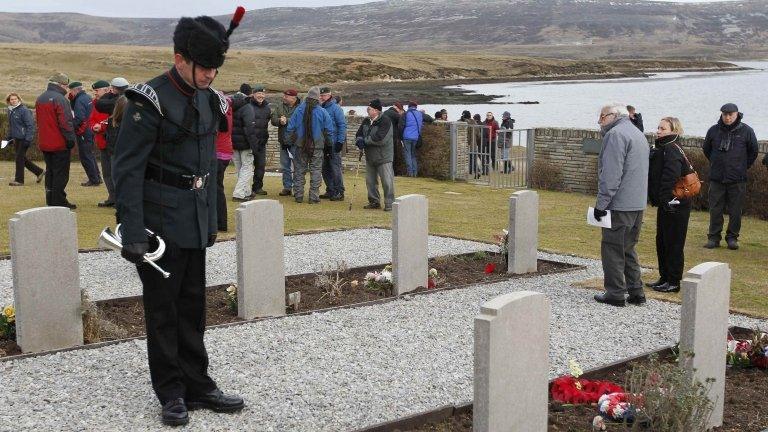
1, 0, 767, 58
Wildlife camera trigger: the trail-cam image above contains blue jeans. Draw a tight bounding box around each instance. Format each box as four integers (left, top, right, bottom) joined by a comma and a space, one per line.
280, 146, 293, 190
322, 150, 345, 196
403, 139, 418, 176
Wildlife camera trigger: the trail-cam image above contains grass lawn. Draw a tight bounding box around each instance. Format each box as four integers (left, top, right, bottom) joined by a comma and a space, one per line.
1, 161, 766, 317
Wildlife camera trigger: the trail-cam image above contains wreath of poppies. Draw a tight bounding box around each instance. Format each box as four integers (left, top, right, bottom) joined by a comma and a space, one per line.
550, 376, 624, 404
597, 392, 637, 422
727, 332, 768, 369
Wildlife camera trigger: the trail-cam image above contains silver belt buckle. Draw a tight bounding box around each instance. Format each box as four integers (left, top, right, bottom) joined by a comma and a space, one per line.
191, 175, 206, 190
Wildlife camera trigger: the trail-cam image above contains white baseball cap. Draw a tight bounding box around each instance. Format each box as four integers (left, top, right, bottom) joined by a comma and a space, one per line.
110, 77, 130, 88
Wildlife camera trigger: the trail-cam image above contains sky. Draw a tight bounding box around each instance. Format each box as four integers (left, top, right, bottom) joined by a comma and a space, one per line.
0, 0, 741, 18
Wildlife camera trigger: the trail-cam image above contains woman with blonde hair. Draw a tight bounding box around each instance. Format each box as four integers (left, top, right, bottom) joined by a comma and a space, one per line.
646, 116, 692, 293
5, 93, 44, 186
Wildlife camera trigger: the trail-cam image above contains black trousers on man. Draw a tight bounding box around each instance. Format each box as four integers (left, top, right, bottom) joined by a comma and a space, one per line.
655, 204, 691, 286
251, 143, 267, 193
708, 181, 746, 242
43, 150, 71, 206
137, 247, 217, 404
13, 139, 43, 183
100, 148, 115, 203
216, 158, 230, 231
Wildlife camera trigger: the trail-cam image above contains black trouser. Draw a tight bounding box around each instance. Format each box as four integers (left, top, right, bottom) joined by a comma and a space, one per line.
77, 134, 102, 183
708, 180, 746, 242
101, 148, 115, 203
43, 150, 71, 206
216, 159, 230, 231
137, 247, 217, 404
13, 139, 43, 183
656, 204, 691, 286
251, 142, 267, 193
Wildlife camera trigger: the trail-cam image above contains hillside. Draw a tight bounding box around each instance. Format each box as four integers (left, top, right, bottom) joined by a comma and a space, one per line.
1, 0, 767, 59
0, 43, 741, 105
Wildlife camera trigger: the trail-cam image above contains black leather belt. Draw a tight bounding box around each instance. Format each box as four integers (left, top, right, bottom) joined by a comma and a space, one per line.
145, 165, 210, 190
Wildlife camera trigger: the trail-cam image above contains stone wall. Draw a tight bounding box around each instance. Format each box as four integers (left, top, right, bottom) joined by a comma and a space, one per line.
532, 127, 768, 195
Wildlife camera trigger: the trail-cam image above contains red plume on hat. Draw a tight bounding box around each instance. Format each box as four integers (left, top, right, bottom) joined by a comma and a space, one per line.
227, 6, 246, 37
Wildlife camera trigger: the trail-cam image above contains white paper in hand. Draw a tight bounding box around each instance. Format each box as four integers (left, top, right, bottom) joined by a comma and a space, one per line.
587, 207, 612, 228
0, 140, 9, 149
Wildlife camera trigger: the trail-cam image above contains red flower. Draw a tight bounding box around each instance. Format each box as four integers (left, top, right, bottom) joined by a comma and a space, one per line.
427, 278, 436, 289
484, 263, 496, 274
551, 376, 624, 404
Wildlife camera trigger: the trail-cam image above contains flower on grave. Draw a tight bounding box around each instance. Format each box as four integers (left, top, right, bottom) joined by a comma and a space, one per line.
383, 264, 392, 272
3, 305, 14, 323
380, 270, 392, 283
551, 376, 624, 405
429, 268, 438, 278
484, 263, 496, 274
592, 415, 606, 431
597, 392, 636, 423
350, 280, 359, 288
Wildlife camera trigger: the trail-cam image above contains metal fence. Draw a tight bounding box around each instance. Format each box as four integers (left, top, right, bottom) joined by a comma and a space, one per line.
456, 125, 534, 188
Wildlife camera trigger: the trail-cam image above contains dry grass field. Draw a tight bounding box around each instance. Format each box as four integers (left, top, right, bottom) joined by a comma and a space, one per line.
0, 43, 738, 104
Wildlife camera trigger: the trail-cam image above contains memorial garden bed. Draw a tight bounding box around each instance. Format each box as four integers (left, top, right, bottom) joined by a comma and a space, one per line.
93, 252, 576, 341
354, 328, 767, 432
0, 252, 579, 357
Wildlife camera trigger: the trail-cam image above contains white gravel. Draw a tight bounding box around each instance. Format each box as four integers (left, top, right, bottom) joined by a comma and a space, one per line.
0, 249, 765, 432
0, 228, 495, 304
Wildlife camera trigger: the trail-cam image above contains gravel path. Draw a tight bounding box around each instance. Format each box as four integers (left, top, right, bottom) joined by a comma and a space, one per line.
0, 250, 764, 432
0, 228, 495, 304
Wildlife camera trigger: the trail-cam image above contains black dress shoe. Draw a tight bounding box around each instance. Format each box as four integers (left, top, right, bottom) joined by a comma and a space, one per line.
703, 239, 720, 249
64, 202, 77, 210
319, 193, 331, 199
594, 293, 625, 307
726, 238, 739, 250
161, 398, 189, 426
644, 279, 666, 288
627, 295, 647, 306
653, 282, 680, 293
187, 389, 244, 413
97, 200, 115, 208
329, 194, 344, 201
253, 189, 268, 196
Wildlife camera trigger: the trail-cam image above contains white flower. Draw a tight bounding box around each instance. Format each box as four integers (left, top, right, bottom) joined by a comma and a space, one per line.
380, 270, 392, 282
727, 340, 737, 353
226, 286, 236, 293
598, 394, 609, 405
612, 405, 625, 419
429, 268, 438, 278
592, 415, 606, 431
365, 272, 377, 281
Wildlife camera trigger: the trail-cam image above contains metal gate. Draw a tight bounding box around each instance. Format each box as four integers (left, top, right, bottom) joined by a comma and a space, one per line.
457, 125, 534, 188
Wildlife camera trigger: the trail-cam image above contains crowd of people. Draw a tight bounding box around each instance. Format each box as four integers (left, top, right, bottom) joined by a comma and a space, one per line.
592, 102, 766, 308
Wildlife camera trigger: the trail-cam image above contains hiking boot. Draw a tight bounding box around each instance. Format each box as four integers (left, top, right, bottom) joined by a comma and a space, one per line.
319, 193, 332, 199
364, 203, 381, 210
295, 197, 303, 203
279, 189, 292, 196
627, 295, 647, 306
308, 199, 320, 204
253, 189, 267, 196
726, 238, 739, 250
594, 293, 625, 307
8, 181, 23, 186
383, 206, 392, 212
703, 239, 720, 249
329, 194, 344, 201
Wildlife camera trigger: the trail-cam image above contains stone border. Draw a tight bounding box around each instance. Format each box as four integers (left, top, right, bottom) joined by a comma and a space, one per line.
0, 257, 583, 363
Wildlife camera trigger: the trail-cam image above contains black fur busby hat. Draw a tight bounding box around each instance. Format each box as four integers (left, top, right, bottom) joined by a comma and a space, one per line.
173, 7, 245, 69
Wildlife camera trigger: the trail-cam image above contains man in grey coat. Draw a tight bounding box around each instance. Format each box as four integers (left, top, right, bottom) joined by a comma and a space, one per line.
355, 99, 394, 211
592, 103, 649, 307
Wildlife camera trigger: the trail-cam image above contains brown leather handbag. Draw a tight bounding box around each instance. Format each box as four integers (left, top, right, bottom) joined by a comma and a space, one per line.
672, 144, 702, 199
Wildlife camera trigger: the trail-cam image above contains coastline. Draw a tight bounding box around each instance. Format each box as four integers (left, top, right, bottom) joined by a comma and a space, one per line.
335, 66, 750, 105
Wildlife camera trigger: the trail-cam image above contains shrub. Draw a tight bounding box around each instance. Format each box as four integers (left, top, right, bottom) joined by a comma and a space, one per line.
314, 261, 349, 303
529, 159, 564, 191
625, 353, 714, 431
687, 148, 768, 220
394, 123, 451, 180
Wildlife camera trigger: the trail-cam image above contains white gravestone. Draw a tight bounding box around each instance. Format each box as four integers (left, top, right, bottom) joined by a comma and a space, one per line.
392, 194, 428, 295
508, 190, 538, 274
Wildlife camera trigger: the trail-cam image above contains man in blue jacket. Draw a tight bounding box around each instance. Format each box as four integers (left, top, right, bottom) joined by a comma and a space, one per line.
703, 103, 759, 250
319, 87, 347, 201
399, 101, 423, 177
68, 82, 102, 186
286, 86, 335, 203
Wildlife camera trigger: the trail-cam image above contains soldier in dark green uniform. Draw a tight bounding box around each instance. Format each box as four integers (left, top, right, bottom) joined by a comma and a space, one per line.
112, 9, 246, 427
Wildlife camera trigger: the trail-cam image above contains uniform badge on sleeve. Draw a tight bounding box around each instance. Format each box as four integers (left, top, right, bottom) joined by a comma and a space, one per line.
133, 112, 142, 122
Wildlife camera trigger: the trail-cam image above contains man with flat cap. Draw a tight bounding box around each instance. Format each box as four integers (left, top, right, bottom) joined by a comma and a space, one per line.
703, 103, 759, 250
112, 8, 246, 426
68, 80, 102, 187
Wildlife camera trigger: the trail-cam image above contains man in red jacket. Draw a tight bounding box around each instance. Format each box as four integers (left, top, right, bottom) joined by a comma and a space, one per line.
35, 72, 77, 208
88, 80, 113, 207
